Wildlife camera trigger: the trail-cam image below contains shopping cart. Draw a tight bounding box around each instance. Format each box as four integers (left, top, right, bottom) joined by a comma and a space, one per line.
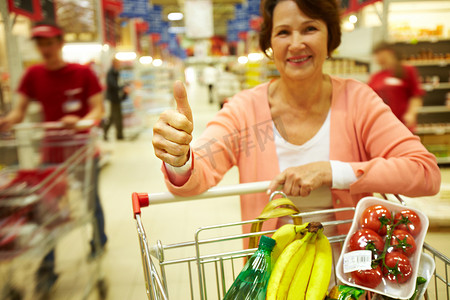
0, 122, 106, 300
132, 182, 450, 300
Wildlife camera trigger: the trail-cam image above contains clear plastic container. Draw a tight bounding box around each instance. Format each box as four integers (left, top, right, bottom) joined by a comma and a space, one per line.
336, 197, 429, 299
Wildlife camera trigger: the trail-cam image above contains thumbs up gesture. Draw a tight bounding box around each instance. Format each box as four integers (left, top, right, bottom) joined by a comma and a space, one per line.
153, 81, 194, 167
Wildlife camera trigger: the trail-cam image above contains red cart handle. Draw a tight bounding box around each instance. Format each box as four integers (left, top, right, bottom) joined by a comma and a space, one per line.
132, 192, 149, 218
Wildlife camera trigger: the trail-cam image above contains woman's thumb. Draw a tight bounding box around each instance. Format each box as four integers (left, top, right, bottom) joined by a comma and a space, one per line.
173, 81, 193, 123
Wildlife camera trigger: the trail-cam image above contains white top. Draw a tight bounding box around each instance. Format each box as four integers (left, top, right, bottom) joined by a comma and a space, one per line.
165, 112, 358, 205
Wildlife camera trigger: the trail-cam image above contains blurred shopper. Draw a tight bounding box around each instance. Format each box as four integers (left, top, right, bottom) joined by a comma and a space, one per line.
215, 66, 241, 109
368, 42, 424, 131
0, 21, 107, 293
152, 0, 440, 243
103, 58, 124, 141
202, 64, 218, 103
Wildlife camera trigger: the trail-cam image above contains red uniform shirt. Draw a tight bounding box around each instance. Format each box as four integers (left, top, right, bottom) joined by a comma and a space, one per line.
368, 65, 424, 124
18, 63, 102, 121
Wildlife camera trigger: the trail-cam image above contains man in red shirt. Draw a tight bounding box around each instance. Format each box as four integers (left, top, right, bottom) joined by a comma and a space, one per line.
0, 21, 107, 294
368, 42, 424, 131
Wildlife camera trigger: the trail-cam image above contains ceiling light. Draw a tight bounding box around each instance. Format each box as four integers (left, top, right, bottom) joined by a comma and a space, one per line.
343, 21, 355, 31
349, 15, 358, 24
115, 52, 137, 61
238, 56, 248, 64
168, 12, 183, 21
139, 56, 153, 64
248, 52, 264, 62
152, 59, 163, 67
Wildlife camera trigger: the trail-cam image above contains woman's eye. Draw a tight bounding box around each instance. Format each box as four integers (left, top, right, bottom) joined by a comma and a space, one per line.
305, 26, 317, 32
277, 30, 289, 36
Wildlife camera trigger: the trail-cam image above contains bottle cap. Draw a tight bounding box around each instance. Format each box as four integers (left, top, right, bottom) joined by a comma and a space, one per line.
259, 235, 276, 250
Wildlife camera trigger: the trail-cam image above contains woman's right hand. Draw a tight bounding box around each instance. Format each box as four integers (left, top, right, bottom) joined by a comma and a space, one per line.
152, 81, 194, 167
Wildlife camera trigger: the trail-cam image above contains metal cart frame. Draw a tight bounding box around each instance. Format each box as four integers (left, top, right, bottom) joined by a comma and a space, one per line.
0, 123, 106, 300
132, 181, 450, 300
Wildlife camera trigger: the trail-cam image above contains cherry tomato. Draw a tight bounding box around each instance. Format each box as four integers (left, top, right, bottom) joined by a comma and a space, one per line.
383, 252, 413, 283
351, 264, 383, 289
389, 229, 416, 257
394, 209, 422, 237
349, 229, 385, 255
361, 205, 392, 236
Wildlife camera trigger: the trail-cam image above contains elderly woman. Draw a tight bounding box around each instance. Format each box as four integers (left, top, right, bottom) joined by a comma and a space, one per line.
152, 0, 440, 232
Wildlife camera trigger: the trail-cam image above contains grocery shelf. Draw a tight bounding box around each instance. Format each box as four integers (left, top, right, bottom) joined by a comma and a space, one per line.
407, 60, 450, 67
418, 106, 450, 114
415, 124, 450, 135
422, 82, 450, 91
436, 157, 450, 164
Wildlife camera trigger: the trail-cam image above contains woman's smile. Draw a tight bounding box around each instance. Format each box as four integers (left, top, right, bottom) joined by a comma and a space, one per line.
286, 55, 313, 66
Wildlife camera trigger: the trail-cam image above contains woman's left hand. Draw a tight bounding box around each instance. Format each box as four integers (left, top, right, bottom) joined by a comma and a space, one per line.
268, 161, 332, 197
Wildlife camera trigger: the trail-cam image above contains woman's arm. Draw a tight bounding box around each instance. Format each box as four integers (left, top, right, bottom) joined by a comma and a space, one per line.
160, 92, 244, 196
349, 84, 440, 197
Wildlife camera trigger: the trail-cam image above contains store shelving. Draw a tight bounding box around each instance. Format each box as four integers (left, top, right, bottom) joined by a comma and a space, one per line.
436, 157, 450, 164
422, 82, 450, 91
393, 40, 450, 164
137, 66, 175, 115
408, 60, 450, 67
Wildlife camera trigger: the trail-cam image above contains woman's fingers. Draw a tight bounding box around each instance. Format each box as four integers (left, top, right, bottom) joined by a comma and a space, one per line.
160, 110, 193, 134
267, 162, 332, 197
154, 121, 192, 145
283, 174, 296, 196
153, 81, 194, 168
154, 148, 189, 167
153, 135, 190, 156
267, 173, 286, 194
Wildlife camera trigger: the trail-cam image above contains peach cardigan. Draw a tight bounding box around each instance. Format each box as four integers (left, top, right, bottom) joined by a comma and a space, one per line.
162, 76, 440, 232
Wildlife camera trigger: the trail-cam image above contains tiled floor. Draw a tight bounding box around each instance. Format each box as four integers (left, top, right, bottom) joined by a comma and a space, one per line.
16, 81, 450, 299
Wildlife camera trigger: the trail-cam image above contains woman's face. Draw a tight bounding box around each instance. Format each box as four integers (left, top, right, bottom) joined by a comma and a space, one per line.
270, 0, 329, 82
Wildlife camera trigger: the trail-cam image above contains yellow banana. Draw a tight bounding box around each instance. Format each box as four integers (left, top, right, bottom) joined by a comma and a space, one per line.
286, 234, 317, 300
271, 223, 309, 264
266, 231, 313, 300
276, 232, 314, 300
305, 231, 332, 300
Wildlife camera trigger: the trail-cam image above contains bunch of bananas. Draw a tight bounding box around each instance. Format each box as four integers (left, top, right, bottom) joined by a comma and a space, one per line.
267, 222, 332, 300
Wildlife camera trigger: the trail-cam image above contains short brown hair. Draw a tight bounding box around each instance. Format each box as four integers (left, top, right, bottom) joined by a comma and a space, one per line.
259, 0, 341, 57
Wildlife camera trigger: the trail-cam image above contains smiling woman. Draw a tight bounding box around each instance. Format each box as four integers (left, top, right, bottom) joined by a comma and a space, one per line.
152, 0, 440, 241
259, 0, 341, 58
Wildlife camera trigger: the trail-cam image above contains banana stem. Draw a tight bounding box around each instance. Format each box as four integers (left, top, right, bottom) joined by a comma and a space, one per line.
306, 221, 323, 234
294, 222, 310, 234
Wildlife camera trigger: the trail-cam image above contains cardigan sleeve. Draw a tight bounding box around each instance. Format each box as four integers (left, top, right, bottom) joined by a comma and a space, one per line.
348, 82, 440, 197
161, 94, 245, 196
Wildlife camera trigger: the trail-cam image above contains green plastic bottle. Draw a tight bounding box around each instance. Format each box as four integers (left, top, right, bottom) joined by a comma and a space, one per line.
223, 235, 276, 300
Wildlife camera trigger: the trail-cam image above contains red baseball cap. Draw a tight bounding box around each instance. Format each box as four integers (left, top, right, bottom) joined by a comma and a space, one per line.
31, 24, 64, 38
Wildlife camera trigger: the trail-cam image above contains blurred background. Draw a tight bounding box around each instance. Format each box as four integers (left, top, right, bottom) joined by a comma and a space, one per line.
0, 0, 449, 299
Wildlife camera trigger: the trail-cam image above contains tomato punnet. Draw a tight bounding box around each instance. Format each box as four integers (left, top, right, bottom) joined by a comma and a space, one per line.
349, 229, 385, 255
361, 205, 392, 235
389, 229, 417, 257
383, 252, 413, 283
394, 209, 422, 237
351, 264, 383, 289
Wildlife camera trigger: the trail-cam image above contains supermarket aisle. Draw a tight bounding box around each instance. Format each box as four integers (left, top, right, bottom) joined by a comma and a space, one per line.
81, 80, 240, 300
50, 80, 450, 300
